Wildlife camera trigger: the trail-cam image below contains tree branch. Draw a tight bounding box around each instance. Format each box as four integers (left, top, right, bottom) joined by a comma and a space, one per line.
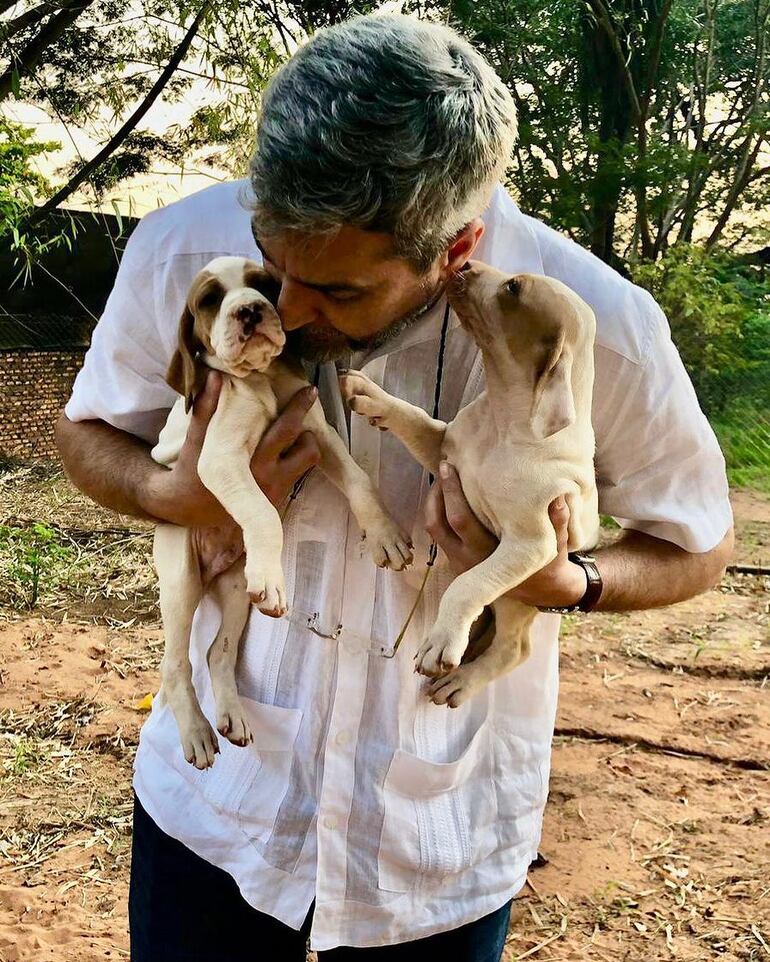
0, 0, 67, 41
705, 134, 765, 249
0, 0, 97, 101
25, 1, 211, 224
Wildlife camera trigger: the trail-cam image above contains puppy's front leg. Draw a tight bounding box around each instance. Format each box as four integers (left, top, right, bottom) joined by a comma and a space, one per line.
339, 370, 447, 474
415, 528, 557, 678
197, 382, 286, 616
304, 400, 413, 570
154, 523, 219, 769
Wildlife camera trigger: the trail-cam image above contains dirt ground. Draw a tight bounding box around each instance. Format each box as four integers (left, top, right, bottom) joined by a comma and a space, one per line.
0, 472, 768, 961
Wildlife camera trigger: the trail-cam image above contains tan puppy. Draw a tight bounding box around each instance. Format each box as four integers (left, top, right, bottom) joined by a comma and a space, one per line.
340, 261, 599, 707
152, 256, 413, 768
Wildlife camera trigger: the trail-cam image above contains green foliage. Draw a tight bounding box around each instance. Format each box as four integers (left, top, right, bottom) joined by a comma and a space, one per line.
0, 522, 76, 609
632, 246, 770, 486
432, 0, 770, 264
632, 246, 749, 401
0, 117, 59, 250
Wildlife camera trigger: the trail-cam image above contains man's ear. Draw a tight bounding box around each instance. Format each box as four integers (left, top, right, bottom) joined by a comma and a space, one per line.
529, 338, 576, 440
166, 305, 207, 413
446, 217, 485, 274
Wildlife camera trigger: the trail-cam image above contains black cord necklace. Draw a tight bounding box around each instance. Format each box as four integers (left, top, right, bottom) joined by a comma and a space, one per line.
283, 296, 453, 655
390, 296, 451, 654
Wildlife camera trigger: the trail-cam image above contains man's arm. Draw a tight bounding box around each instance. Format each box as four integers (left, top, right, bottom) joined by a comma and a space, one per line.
57, 372, 322, 528
425, 461, 733, 613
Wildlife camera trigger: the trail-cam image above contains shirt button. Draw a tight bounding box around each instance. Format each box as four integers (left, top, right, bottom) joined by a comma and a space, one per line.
323, 816, 336, 831
335, 729, 351, 747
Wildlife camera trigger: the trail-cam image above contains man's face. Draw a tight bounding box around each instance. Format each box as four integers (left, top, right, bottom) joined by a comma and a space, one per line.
252, 223, 475, 362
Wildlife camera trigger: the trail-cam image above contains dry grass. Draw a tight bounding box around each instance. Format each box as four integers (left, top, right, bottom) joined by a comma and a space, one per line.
0, 465, 768, 960
0, 462, 157, 622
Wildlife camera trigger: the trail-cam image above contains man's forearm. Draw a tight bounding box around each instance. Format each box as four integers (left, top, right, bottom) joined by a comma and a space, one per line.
55, 413, 171, 523
588, 527, 734, 612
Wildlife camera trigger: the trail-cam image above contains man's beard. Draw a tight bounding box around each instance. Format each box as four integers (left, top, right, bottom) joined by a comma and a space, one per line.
284, 282, 447, 363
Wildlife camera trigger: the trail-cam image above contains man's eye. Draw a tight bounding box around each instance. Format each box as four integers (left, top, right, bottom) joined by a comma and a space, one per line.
327, 291, 362, 303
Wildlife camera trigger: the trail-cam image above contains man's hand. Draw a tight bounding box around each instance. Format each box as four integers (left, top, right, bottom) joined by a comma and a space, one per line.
423, 461, 586, 609
147, 371, 322, 585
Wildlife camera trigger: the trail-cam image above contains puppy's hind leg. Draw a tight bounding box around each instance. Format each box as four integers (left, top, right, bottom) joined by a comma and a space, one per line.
415, 527, 557, 678
154, 524, 219, 770
206, 556, 253, 747
428, 597, 536, 708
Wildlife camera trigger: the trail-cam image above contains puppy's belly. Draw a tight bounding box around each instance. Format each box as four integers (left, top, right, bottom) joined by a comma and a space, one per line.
441, 438, 501, 537
151, 396, 191, 468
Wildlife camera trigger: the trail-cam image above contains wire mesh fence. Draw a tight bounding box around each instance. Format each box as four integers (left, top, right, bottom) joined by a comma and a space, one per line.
1, 300, 768, 569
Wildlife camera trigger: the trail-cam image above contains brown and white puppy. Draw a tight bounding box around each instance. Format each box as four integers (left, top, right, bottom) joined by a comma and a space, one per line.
340, 261, 599, 707
151, 256, 413, 768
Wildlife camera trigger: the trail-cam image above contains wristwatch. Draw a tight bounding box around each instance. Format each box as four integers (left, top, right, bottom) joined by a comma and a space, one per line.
537, 551, 603, 614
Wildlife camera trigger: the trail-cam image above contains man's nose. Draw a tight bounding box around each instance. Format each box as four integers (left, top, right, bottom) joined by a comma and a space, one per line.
277, 278, 323, 330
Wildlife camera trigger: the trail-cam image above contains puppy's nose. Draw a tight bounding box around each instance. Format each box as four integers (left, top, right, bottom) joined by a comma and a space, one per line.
236, 303, 262, 335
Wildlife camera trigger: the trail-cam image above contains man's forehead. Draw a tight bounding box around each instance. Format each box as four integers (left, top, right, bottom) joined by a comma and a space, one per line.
251, 222, 405, 287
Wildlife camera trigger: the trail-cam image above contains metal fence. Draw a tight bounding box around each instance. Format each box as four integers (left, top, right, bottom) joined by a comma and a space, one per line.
1, 304, 768, 569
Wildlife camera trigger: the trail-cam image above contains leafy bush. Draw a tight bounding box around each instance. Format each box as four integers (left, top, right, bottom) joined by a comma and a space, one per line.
631, 245, 770, 488
632, 245, 768, 410
0, 522, 76, 608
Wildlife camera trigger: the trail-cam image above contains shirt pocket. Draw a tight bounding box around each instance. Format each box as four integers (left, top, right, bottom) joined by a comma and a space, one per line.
493, 728, 551, 852
378, 720, 499, 893
186, 698, 303, 842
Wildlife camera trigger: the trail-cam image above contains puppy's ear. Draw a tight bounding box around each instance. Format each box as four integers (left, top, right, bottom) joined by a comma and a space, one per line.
166, 304, 207, 413
529, 338, 576, 440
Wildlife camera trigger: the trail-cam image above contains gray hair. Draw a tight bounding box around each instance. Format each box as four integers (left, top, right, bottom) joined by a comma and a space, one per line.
244, 11, 517, 272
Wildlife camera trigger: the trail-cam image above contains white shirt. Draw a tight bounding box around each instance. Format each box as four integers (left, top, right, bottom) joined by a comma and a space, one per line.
65, 180, 732, 951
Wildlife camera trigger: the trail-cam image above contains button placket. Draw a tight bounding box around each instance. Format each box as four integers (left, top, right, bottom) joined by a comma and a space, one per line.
314, 354, 383, 905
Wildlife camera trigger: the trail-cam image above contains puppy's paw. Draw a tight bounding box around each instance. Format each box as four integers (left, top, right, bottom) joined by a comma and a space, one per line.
362, 516, 414, 571
339, 370, 394, 430
178, 714, 220, 770
216, 700, 254, 747
246, 566, 287, 618
427, 666, 484, 708
414, 626, 468, 679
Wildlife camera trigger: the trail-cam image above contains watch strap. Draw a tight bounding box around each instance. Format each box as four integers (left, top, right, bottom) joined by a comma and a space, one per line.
570, 551, 603, 612
537, 551, 603, 614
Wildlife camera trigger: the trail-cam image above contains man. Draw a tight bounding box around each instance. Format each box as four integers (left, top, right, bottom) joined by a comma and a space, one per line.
56, 12, 734, 960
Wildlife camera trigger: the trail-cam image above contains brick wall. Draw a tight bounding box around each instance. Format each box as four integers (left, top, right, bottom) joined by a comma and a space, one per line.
0, 349, 86, 460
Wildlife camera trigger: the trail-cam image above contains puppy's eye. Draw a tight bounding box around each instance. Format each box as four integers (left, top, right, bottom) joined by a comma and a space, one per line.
199, 291, 220, 309
506, 278, 521, 296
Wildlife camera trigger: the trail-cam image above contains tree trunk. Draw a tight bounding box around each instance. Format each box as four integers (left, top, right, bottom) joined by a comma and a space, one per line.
580, 3, 635, 263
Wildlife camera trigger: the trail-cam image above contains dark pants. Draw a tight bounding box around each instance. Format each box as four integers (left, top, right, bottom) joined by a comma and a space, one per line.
129, 792, 511, 961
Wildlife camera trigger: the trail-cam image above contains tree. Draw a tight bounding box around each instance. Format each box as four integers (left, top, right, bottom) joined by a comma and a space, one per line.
0, 115, 60, 256
413, 0, 769, 266
1, 0, 379, 261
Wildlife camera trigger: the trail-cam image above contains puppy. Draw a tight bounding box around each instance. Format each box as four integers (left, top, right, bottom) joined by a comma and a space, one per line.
340, 261, 599, 707
151, 256, 413, 768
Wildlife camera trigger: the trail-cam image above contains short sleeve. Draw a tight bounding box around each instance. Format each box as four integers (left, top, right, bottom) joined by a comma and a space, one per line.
64, 209, 178, 444
594, 307, 733, 553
